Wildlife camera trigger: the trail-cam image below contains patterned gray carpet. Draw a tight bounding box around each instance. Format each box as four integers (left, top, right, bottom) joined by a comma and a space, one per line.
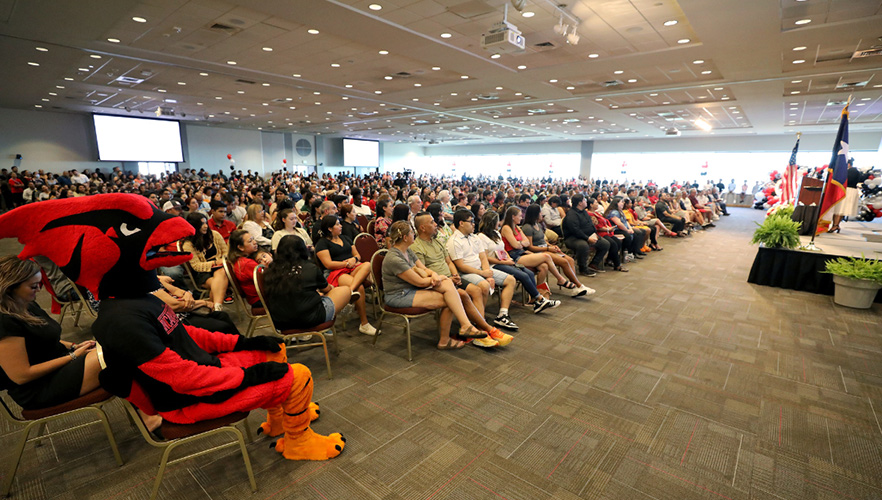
2, 207, 881, 499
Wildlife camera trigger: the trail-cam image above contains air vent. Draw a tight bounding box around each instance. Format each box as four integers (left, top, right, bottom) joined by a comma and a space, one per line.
836, 80, 869, 89
601, 80, 624, 87
358, 111, 378, 116
413, 119, 429, 124
475, 94, 499, 100
853, 48, 882, 58
527, 108, 547, 113
535, 41, 554, 47
665, 128, 681, 136
531, 41, 556, 53
394, 72, 412, 78
827, 100, 848, 106
209, 23, 237, 32
235, 79, 256, 85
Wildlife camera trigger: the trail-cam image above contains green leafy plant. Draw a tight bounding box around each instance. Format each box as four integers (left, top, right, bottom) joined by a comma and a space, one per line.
750, 216, 801, 249
823, 255, 882, 284
767, 204, 794, 220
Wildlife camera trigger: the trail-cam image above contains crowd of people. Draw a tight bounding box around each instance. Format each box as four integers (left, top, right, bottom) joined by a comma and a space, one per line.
1, 165, 731, 416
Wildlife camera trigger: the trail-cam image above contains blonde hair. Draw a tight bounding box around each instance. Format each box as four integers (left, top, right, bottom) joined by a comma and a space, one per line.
244, 204, 265, 224
0, 256, 45, 325
387, 221, 413, 246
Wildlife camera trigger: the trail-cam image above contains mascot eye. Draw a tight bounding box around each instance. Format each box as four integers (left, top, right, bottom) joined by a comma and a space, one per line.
120, 223, 141, 237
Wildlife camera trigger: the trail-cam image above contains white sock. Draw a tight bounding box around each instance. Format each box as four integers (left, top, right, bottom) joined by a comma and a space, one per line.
498, 308, 508, 317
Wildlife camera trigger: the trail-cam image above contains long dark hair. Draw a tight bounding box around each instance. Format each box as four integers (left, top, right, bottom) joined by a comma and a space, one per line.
272, 208, 295, 232
319, 214, 339, 239
524, 204, 542, 226
479, 210, 500, 242
604, 196, 624, 218
391, 204, 410, 223
185, 212, 212, 252
264, 235, 309, 298
426, 202, 444, 226
501, 206, 520, 231
227, 229, 251, 264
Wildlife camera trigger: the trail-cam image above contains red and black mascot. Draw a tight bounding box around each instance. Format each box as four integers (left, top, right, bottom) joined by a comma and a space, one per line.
0, 194, 344, 460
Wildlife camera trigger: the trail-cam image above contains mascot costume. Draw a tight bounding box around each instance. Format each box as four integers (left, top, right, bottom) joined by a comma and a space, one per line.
0, 194, 344, 460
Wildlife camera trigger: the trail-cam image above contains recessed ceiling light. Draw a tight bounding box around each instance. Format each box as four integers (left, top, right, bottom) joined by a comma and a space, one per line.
790, 90, 800, 94
41, 98, 49, 102
490, 54, 500, 59
721, 96, 730, 100
344, 84, 353, 88
157, 89, 166, 93
56, 85, 64, 89
374, 90, 382, 94
48, 92, 57, 96
263, 83, 270, 86
701, 70, 712, 74
566, 86, 575, 90
517, 65, 527, 69
34, 104, 42, 108
791, 80, 802, 83
595, 98, 603, 101
461, 75, 469, 79
692, 59, 704, 64
613, 70, 624, 74
440, 33, 452, 38
861, 97, 871, 100
369, 3, 382, 10
63, 77, 73, 81
215, 96, 223, 99
677, 38, 690, 44
35, 47, 48, 52
237, 90, 245, 94
793, 46, 807, 51
549, 79, 558, 83
794, 19, 811, 25
313, 91, 320, 95
663, 20, 678, 26
649, 93, 658, 96
262, 47, 273, 51
227, 61, 237, 65
132, 16, 147, 23
662, 101, 670, 104
792, 59, 805, 64
292, 73, 301, 77
307, 29, 319, 34
514, 92, 522, 96
27, 62, 39, 66
378, 50, 389, 55
450, 92, 458, 96
199, 72, 208, 76
330, 63, 340, 67
587, 53, 599, 59
432, 66, 441, 71
627, 79, 637, 83
714, 87, 723, 90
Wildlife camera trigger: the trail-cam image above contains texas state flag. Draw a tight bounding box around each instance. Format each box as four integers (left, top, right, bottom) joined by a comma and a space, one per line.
816, 104, 849, 235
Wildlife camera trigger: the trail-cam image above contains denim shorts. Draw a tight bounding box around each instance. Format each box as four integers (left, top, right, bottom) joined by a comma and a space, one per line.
462, 269, 511, 287
320, 295, 335, 322
384, 287, 417, 308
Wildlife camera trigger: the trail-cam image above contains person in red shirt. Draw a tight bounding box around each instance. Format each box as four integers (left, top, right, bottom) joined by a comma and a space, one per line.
207, 200, 236, 242
8, 173, 24, 208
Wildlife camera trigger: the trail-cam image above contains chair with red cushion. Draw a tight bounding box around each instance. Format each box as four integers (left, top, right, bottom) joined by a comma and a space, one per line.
369, 249, 438, 361
253, 265, 339, 379
1, 388, 123, 496
354, 233, 381, 318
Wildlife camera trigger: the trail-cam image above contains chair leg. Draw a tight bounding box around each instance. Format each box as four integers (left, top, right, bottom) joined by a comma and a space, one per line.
372, 312, 385, 347
150, 443, 177, 500
233, 428, 258, 493
404, 317, 413, 362
33, 422, 48, 447
1, 423, 34, 496
330, 326, 340, 355
318, 333, 332, 380
58, 303, 70, 325
73, 303, 83, 327
92, 406, 124, 466
245, 318, 256, 337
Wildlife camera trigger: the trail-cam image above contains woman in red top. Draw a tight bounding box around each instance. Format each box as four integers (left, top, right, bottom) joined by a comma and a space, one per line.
587, 198, 627, 272
8, 173, 24, 208
227, 229, 262, 306
499, 207, 574, 296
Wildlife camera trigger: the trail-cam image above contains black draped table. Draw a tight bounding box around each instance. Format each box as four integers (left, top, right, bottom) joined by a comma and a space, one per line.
748, 246, 882, 302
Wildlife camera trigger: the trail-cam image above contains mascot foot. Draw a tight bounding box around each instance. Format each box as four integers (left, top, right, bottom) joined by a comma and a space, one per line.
309, 402, 320, 422
274, 428, 345, 461
257, 406, 285, 437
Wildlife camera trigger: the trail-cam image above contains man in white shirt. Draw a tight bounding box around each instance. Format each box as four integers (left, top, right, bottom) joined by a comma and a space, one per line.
70, 170, 88, 184
446, 210, 519, 331
541, 196, 563, 237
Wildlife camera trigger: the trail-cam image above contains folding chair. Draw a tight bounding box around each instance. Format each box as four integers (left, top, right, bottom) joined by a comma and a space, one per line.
354, 233, 381, 317
253, 265, 339, 379
356, 214, 369, 233
122, 400, 255, 500
366, 219, 375, 236
222, 257, 270, 337
176, 241, 211, 300
39, 272, 96, 327
1, 389, 123, 496
369, 250, 438, 361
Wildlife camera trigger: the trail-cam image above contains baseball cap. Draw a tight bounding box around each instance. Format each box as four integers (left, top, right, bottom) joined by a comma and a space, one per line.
162, 200, 183, 212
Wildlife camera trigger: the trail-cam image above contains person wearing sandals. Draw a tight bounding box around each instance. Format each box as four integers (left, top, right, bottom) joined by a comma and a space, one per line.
477, 211, 561, 313
382, 221, 493, 350
521, 204, 594, 297
264, 235, 357, 330
623, 198, 661, 251
604, 196, 647, 260
500, 206, 587, 298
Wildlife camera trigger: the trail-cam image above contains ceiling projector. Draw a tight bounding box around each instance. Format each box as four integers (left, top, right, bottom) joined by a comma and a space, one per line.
481, 20, 525, 53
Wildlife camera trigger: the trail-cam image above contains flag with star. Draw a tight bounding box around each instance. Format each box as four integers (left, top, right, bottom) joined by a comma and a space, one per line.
816, 104, 849, 235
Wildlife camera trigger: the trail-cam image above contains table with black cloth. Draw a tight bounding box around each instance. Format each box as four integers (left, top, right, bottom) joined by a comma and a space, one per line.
748, 246, 882, 303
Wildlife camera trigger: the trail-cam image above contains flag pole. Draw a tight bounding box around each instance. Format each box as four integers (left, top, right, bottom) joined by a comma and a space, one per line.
800, 95, 852, 252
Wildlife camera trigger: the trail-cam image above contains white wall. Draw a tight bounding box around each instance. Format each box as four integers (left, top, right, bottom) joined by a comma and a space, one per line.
0, 108, 121, 174
381, 142, 425, 173
425, 141, 581, 157
592, 132, 882, 154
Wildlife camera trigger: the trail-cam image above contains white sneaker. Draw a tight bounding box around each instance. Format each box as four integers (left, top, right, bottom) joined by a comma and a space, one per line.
359, 323, 377, 336
213, 303, 223, 312
578, 285, 596, 296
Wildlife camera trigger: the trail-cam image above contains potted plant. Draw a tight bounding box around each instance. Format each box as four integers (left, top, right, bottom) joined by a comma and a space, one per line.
823, 255, 882, 309
750, 216, 801, 249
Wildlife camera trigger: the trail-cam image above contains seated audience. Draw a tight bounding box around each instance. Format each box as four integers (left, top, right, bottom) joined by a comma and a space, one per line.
182, 212, 230, 310
521, 204, 593, 296
242, 203, 275, 249
382, 221, 489, 349
604, 196, 646, 259
587, 197, 627, 272
500, 206, 578, 297
373, 197, 394, 247
207, 200, 236, 241
228, 229, 262, 306
562, 194, 606, 276
339, 204, 361, 241
271, 208, 313, 252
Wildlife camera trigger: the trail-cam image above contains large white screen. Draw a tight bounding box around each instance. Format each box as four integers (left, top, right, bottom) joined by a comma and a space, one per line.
343, 139, 379, 167
93, 114, 184, 162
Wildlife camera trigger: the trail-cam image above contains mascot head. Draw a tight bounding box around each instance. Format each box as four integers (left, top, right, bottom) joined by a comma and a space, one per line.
0, 194, 194, 299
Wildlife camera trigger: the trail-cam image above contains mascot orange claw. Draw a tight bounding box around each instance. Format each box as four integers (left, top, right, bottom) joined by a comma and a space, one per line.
0, 194, 344, 461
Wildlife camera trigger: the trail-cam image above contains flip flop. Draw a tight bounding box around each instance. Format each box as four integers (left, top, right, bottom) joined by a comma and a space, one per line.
437, 338, 466, 350
457, 326, 488, 339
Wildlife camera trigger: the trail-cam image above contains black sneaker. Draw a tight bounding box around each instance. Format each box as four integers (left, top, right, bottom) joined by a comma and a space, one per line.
533, 297, 561, 313
494, 314, 519, 331
580, 267, 597, 277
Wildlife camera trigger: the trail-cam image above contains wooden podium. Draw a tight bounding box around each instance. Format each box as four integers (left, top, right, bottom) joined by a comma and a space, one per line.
792, 176, 824, 235
797, 176, 823, 206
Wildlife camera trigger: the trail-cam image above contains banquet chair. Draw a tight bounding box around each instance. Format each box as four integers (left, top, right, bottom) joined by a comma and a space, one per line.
222, 257, 270, 337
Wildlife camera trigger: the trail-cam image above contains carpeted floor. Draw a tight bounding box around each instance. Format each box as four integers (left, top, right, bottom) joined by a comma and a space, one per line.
2, 207, 881, 499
